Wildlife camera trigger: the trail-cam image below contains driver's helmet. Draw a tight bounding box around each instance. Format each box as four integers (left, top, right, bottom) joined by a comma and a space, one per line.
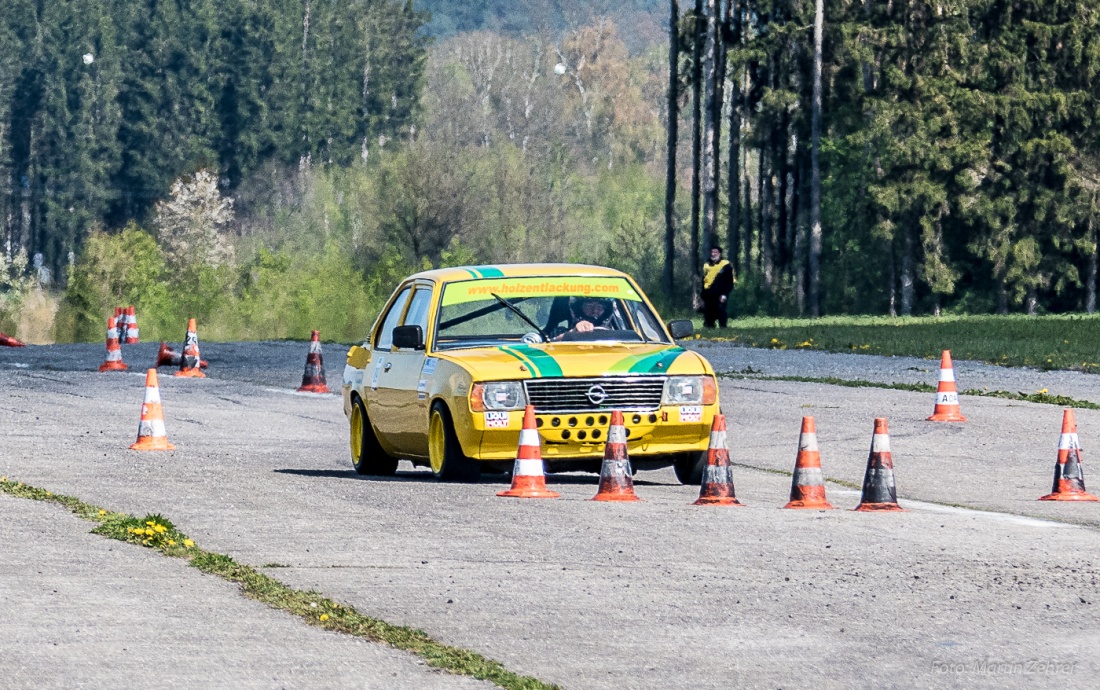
569, 296, 614, 327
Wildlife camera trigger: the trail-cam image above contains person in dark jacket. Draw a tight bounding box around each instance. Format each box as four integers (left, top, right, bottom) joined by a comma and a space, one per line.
701, 246, 734, 328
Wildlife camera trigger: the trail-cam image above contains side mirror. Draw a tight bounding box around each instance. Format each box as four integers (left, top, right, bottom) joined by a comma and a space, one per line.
667, 320, 694, 340
392, 325, 425, 350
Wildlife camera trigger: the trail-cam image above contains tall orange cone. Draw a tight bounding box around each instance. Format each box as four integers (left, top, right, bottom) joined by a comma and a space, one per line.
124, 306, 139, 344
98, 317, 128, 372
130, 369, 176, 451
174, 318, 206, 378
927, 350, 967, 422
784, 416, 834, 509
498, 406, 559, 498
854, 418, 905, 512
694, 414, 744, 506
592, 410, 640, 501
297, 330, 330, 393
1039, 409, 1099, 502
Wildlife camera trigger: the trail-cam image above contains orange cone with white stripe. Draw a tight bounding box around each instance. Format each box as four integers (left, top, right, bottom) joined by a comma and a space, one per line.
124, 306, 139, 344
927, 350, 966, 421
130, 369, 176, 451
1039, 409, 1098, 502
694, 414, 744, 506
784, 416, 834, 509
592, 410, 640, 501
297, 330, 330, 393
854, 417, 904, 512
98, 317, 128, 372
174, 318, 205, 378
498, 406, 559, 498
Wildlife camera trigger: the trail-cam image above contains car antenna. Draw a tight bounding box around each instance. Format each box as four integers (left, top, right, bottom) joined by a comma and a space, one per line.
490, 293, 551, 343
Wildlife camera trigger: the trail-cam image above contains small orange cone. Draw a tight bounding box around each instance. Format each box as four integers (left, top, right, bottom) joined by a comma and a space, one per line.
297, 330, 330, 393
693, 414, 744, 506
927, 350, 967, 421
130, 369, 176, 451
784, 416, 834, 509
0, 332, 26, 347
98, 317, 128, 372
174, 318, 206, 378
498, 406, 559, 498
124, 306, 139, 344
854, 417, 904, 512
1039, 409, 1099, 502
157, 341, 208, 369
592, 410, 640, 501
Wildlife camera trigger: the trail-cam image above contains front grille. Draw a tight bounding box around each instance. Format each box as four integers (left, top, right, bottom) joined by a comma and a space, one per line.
524, 376, 666, 413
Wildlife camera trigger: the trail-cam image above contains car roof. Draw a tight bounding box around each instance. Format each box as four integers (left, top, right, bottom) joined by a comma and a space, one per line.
407, 263, 631, 283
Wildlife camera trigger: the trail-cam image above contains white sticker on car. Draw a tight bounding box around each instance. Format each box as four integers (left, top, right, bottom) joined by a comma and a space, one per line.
370, 358, 384, 390
422, 357, 438, 375
417, 379, 428, 400
484, 411, 510, 428
679, 405, 702, 423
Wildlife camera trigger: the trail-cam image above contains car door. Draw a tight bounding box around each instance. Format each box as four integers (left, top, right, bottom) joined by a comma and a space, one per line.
373, 283, 434, 455
367, 285, 412, 448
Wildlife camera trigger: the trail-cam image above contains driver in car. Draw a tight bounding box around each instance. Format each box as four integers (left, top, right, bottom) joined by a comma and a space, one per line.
552, 296, 615, 340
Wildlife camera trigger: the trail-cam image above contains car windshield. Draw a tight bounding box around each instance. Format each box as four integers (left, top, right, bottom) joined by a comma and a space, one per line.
435, 276, 670, 350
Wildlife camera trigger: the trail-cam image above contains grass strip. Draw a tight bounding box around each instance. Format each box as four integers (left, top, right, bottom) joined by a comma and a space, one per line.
692, 313, 1100, 372
722, 372, 1100, 409
0, 476, 558, 690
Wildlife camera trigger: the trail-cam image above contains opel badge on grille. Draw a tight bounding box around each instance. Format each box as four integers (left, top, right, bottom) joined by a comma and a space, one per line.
586, 384, 608, 405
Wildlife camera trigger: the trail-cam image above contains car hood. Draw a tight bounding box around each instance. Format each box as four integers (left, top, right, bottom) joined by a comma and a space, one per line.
433, 342, 711, 381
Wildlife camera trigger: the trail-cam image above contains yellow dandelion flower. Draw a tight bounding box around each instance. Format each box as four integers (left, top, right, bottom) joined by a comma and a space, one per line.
167, 540, 176, 546
771, 338, 779, 343
319, 614, 329, 622
146, 521, 155, 527
1038, 388, 1048, 395
98, 510, 106, 517
154, 524, 167, 534
183, 539, 194, 548
1, 476, 6, 483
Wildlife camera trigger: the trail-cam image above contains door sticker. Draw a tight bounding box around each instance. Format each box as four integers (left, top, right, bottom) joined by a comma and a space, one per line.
484, 411, 510, 428
370, 358, 384, 390
422, 358, 438, 375
417, 379, 428, 400
679, 406, 702, 423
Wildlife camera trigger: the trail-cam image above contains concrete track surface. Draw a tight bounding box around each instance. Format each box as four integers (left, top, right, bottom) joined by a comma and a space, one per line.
2, 341, 1100, 689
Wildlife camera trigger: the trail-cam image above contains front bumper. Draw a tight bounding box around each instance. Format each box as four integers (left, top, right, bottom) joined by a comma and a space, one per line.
469, 404, 717, 460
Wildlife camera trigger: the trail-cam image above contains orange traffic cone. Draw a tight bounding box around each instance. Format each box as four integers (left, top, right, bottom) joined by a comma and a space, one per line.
0, 332, 26, 347
854, 417, 904, 512
693, 414, 744, 506
130, 369, 176, 451
927, 350, 967, 422
297, 330, 330, 393
498, 406, 559, 498
124, 305, 139, 344
1039, 409, 1099, 502
174, 318, 205, 378
592, 410, 640, 501
157, 341, 208, 369
98, 317, 128, 372
784, 416, 834, 509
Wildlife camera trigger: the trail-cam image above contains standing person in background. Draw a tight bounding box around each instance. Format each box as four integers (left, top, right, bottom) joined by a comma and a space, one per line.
701, 246, 734, 329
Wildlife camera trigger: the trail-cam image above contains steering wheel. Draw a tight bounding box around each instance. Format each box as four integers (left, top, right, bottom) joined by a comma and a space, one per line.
521, 332, 544, 344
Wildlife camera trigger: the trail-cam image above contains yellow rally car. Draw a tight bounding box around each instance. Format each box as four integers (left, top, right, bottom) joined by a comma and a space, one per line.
342, 264, 720, 484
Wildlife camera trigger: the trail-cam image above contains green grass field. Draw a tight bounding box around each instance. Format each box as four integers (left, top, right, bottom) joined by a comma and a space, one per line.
693, 314, 1100, 372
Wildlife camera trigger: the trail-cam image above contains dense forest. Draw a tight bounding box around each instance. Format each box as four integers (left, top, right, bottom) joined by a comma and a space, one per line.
1, 1, 1098, 343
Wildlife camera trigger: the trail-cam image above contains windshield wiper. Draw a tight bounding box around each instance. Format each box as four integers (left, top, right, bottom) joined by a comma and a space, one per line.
490, 293, 551, 343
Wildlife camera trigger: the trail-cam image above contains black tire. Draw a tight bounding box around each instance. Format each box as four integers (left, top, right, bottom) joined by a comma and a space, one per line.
350, 396, 398, 476
673, 451, 707, 485
428, 403, 481, 483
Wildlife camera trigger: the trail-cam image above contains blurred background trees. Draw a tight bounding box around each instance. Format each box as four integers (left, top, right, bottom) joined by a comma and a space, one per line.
1, 0, 1099, 342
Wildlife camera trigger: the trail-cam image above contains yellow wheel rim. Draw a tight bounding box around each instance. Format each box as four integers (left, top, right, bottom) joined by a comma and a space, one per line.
350, 403, 363, 467
429, 411, 445, 474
